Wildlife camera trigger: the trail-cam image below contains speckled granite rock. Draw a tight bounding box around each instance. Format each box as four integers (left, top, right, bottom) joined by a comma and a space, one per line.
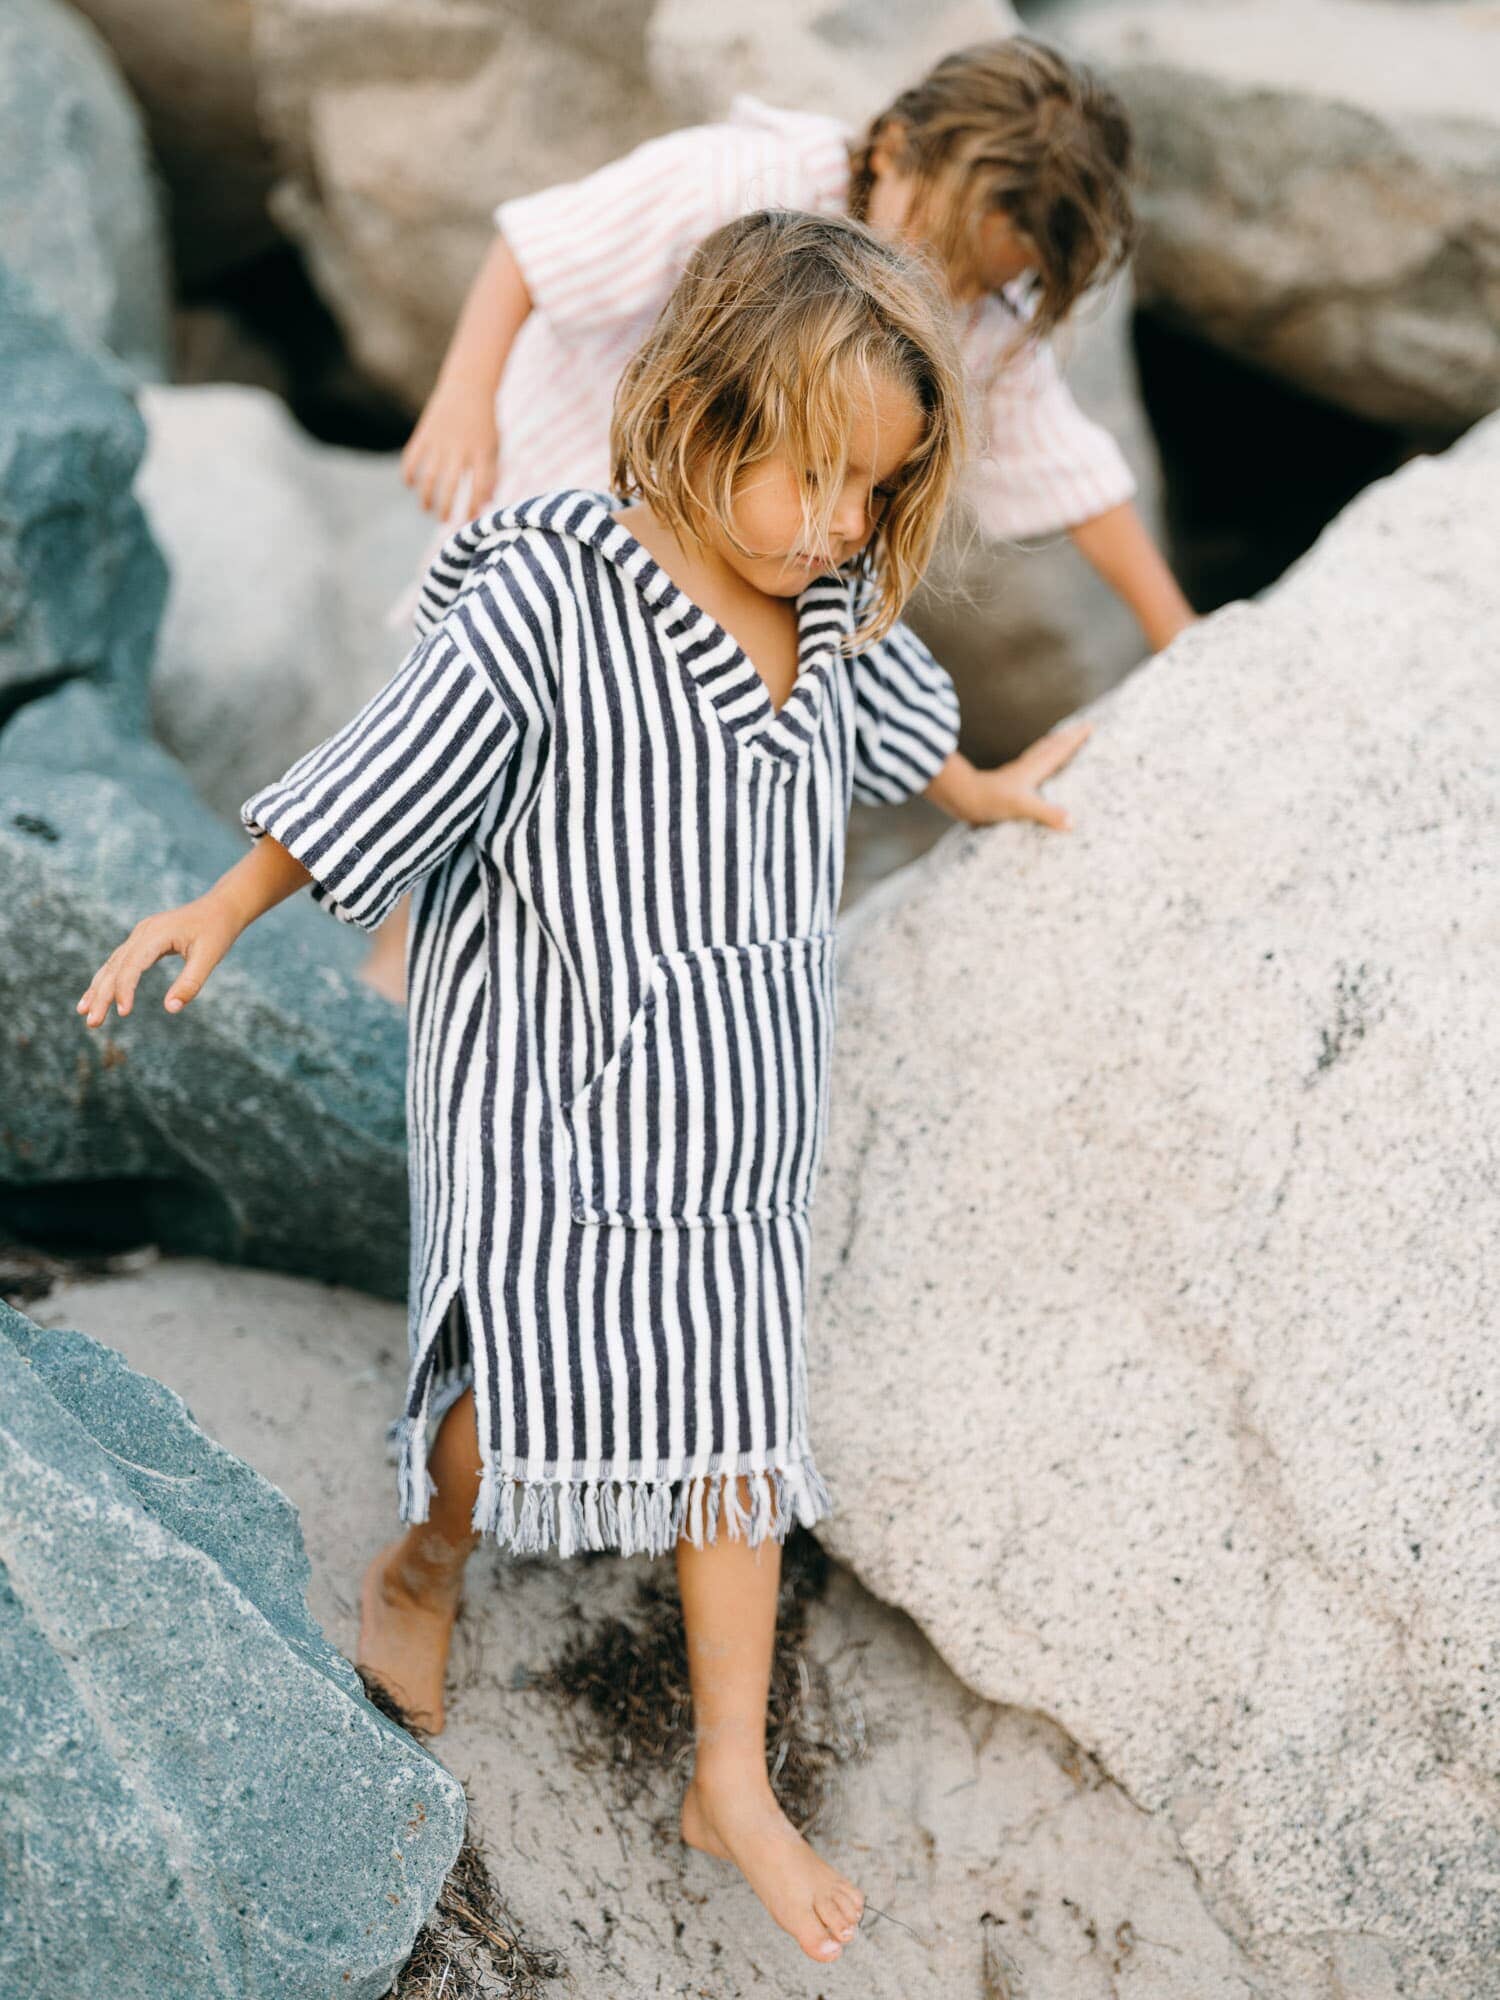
0, 679, 408, 1292
0, 265, 165, 727
0, 1297, 464, 2000
1068, 0, 1500, 430
137, 383, 431, 821
808, 413, 1500, 1997
34, 1255, 1274, 2000
0, 0, 170, 380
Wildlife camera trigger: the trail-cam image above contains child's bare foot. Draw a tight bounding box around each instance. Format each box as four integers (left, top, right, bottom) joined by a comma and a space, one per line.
357, 1528, 474, 1734
680, 1765, 864, 1963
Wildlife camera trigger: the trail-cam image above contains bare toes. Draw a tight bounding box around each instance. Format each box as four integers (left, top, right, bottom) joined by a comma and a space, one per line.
835, 1883, 865, 1926
813, 1890, 855, 1944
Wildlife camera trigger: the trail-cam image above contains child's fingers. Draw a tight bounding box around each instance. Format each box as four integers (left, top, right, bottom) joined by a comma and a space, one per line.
1021, 720, 1091, 783
1021, 794, 1073, 832
163, 938, 217, 1014
112, 919, 182, 1019
79, 948, 127, 1028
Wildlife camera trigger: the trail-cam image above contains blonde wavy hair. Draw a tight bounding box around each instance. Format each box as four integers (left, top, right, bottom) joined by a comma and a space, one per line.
847, 37, 1136, 339
610, 209, 967, 647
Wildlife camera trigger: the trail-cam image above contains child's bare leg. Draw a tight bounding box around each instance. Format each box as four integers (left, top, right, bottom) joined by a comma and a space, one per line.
360, 894, 411, 1006
358, 1387, 481, 1733
677, 1487, 864, 1964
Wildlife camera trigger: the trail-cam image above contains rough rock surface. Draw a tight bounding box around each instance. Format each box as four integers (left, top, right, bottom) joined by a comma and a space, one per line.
0, 1296, 465, 2000
137, 383, 432, 821
807, 415, 1500, 1996
247, 0, 669, 407
0, 680, 408, 1293
0, 265, 165, 728
31, 1256, 1274, 1999
0, 0, 171, 380
1069, 0, 1500, 430
66, 0, 279, 287
649, 0, 1019, 128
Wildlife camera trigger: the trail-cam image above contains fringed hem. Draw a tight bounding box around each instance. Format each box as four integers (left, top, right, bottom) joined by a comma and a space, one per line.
393, 1419, 832, 1560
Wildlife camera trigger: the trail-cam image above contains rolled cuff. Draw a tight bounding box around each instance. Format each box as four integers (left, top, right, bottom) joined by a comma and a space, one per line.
240, 787, 397, 934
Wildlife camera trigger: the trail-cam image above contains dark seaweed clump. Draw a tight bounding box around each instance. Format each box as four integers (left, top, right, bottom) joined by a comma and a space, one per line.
358, 1667, 566, 1999
531, 1528, 867, 1835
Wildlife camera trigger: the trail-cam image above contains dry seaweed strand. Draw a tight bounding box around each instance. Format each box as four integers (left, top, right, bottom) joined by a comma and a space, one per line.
357, 1667, 567, 1999
981, 1909, 1026, 1999
531, 1528, 867, 1836
0, 1235, 159, 1308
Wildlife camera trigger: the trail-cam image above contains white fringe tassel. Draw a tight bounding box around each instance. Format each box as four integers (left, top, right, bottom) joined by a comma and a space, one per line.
394, 1429, 834, 1560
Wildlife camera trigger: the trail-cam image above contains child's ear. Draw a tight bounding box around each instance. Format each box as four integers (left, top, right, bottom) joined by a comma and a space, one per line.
869, 118, 909, 180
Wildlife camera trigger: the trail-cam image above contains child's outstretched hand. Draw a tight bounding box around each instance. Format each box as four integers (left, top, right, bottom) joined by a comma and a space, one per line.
925, 720, 1092, 831
401, 380, 498, 520
77, 893, 242, 1028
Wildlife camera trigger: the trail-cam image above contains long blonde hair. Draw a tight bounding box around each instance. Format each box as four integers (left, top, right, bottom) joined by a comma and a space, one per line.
611, 209, 967, 647
847, 37, 1135, 339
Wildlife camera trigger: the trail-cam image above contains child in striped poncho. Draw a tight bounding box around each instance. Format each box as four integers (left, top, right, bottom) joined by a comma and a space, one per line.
78, 211, 1086, 1967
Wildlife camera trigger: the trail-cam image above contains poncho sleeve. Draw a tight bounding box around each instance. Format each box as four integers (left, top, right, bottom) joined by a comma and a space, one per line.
240, 619, 517, 932
846, 610, 961, 807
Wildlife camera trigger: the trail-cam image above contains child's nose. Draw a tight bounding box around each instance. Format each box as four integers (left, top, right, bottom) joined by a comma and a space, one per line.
831, 494, 869, 544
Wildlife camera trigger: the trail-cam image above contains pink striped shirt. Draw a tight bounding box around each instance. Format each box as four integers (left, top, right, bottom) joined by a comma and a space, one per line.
494, 96, 1135, 541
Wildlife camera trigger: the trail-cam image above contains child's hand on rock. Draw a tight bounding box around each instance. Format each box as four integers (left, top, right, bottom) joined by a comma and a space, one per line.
925, 720, 1092, 831
77, 893, 242, 1027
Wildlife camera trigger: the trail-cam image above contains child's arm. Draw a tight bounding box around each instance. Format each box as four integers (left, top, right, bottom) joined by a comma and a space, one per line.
402, 236, 533, 519
976, 324, 1196, 651
923, 723, 1091, 831
1069, 501, 1195, 653
77, 835, 311, 1027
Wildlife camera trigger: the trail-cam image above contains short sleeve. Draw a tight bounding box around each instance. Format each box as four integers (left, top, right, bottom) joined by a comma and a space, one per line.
971, 328, 1136, 541
497, 120, 823, 341
240, 622, 516, 932
847, 614, 961, 807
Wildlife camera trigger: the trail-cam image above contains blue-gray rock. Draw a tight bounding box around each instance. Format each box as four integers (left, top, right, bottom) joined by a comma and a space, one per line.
0, 679, 409, 1295
0, 1298, 465, 2000
0, 263, 166, 728
0, 0, 171, 380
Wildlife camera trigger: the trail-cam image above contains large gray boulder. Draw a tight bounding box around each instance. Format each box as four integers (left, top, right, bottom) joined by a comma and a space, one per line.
1069, 0, 1500, 431
248, 0, 669, 407
0, 679, 408, 1294
65, 0, 279, 287
0, 0, 171, 380
808, 414, 1500, 1996
0, 1298, 465, 1999
0, 265, 165, 729
0, 266, 409, 1291
137, 383, 432, 821
649, 0, 1019, 127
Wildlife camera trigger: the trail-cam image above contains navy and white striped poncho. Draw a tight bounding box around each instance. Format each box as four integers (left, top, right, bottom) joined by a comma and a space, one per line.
242, 491, 959, 1558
